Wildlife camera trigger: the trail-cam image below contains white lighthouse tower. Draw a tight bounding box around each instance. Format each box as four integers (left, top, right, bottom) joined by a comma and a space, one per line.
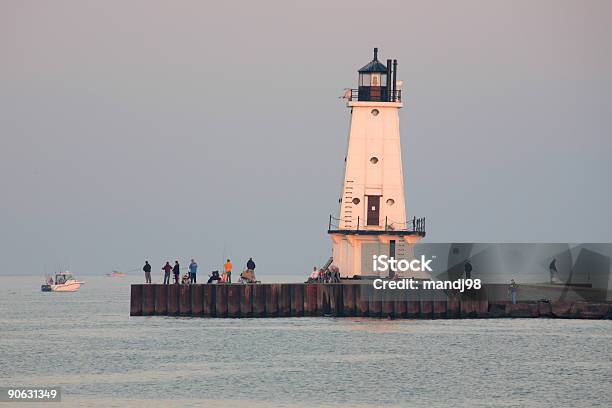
328, 48, 426, 278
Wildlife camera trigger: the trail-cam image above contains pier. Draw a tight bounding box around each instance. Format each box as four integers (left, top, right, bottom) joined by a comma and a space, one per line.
130, 283, 612, 319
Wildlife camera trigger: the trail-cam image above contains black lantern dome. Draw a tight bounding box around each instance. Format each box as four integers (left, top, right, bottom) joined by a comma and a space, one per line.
358, 48, 387, 74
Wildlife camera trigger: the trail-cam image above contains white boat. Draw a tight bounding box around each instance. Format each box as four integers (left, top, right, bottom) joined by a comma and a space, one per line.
41, 272, 84, 292
106, 270, 126, 278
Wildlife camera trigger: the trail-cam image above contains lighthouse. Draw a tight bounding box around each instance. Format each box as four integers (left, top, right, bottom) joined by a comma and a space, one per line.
328, 48, 426, 278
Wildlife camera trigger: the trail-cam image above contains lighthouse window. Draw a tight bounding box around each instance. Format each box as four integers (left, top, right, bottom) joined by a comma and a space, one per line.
386, 198, 395, 206
371, 109, 379, 116
352, 198, 360, 205
370, 156, 379, 164
371, 74, 380, 86
359, 73, 371, 86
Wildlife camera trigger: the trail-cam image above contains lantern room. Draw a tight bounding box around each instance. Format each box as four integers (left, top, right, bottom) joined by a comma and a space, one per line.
357, 47, 399, 102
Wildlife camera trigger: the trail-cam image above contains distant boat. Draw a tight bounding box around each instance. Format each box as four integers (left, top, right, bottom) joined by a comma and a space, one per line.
41, 271, 84, 292
106, 270, 126, 278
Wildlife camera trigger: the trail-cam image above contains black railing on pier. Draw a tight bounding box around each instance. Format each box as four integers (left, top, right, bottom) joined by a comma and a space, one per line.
328, 215, 425, 235
350, 88, 402, 103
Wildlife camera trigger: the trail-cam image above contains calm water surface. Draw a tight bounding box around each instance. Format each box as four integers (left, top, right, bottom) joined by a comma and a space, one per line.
0, 275, 610, 407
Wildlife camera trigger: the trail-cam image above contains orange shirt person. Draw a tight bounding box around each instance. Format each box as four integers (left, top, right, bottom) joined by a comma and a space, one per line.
224, 259, 232, 284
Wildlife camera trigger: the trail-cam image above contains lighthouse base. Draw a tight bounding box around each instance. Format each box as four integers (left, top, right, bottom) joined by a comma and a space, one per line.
329, 232, 425, 279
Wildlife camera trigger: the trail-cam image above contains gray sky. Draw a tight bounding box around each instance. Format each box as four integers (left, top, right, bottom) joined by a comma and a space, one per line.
1, 0, 611, 276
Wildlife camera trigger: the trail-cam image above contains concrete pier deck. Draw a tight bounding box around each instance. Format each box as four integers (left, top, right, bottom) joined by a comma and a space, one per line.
130, 283, 612, 319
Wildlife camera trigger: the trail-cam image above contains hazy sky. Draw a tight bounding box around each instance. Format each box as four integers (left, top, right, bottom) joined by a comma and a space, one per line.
1, 0, 611, 276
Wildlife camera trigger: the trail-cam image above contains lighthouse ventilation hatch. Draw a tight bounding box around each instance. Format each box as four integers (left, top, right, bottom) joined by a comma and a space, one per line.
328, 48, 426, 279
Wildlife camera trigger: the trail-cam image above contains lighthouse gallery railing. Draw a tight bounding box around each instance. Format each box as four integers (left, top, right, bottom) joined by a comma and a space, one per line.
328, 215, 425, 235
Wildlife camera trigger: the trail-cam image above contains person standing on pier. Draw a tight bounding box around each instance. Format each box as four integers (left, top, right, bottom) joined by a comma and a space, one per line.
464, 260, 473, 279
189, 259, 198, 284
549, 258, 562, 284
143, 261, 152, 283
162, 261, 172, 284
508, 279, 518, 304
173, 261, 180, 284
224, 259, 232, 284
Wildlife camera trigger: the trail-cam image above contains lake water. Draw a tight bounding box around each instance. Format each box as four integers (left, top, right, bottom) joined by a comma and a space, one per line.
1, 275, 611, 407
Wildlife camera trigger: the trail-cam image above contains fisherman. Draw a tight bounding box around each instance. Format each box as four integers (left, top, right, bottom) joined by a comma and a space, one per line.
330, 265, 341, 283
208, 270, 221, 284
464, 260, 473, 279
224, 259, 232, 284
181, 271, 191, 284
162, 261, 172, 284
173, 261, 180, 284
246, 257, 256, 272
549, 258, 562, 284
508, 279, 518, 304
188, 259, 198, 284
143, 260, 152, 283
307, 266, 319, 283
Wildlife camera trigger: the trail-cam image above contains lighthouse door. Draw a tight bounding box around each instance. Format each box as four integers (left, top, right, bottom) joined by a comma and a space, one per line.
366, 195, 380, 226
